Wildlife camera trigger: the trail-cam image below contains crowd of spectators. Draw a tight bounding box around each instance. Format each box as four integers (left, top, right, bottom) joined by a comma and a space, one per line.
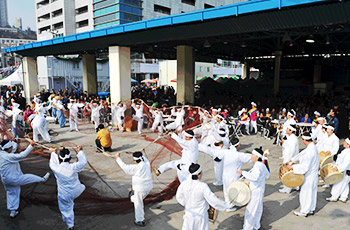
0, 63, 21, 79
1, 82, 349, 139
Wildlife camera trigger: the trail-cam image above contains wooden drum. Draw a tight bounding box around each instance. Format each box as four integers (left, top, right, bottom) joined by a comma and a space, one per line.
320, 163, 344, 185
208, 205, 218, 223
279, 164, 304, 188
319, 151, 333, 169
227, 180, 251, 207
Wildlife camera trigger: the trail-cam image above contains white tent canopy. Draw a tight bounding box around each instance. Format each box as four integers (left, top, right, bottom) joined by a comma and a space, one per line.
0, 64, 23, 85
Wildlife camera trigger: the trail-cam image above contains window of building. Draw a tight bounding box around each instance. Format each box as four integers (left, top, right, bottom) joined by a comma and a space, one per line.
52, 9, 63, 18
154, 4, 171, 15
39, 26, 51, 34
204, 3, 214, 9
76, 6, 88, 15
76, 20, 89, 28
182, 0, 196, 6
53, 22, 64, 30
36, 0, 50, 9
73, 62, 80, 69
94, 20, 120, 29
38, 13, 50, 22
94, 5, 119, 17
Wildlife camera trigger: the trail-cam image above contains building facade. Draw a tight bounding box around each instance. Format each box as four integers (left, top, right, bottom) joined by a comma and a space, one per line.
14, 17, 23, 30
36, 0, 94, 40
0, 0, 9, 27
35, 0, 247, 91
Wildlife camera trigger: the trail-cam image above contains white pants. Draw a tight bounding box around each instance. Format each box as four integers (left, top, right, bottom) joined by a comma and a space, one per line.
331, 174, 350, 200
243, 189, 264, 230
166, 122, 182, 132
158, 160, 189, 183
91, 116, 99, 130
250, 120, 257, 133
299, 174, 318, 214
2, 174, 45, 211
133, 116, 143, 133
151, 121, 164, 135
33, 126, 51, 142
58, 185, 85, 228
69, 113, 78, 131
131, 189, 151, 222
214, 161, 223, 185
182, 210, 209, 230
117, 116, 124, 131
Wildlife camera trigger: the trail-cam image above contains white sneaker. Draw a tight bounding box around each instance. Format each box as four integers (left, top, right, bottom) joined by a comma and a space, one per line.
293, 211, 307, 217
212, 182, 223, 186
43, 172, 50, 182
339, 198, 347, 203
322, 184, 330, 189
226, 207, 237, 212
278, 188, 291, 194
10, 210, 19, 218
75, 129, 79, 132
326, 197, 337, 202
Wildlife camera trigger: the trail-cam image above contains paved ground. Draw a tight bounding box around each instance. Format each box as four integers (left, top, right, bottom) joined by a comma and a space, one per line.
0, 121, 349, 230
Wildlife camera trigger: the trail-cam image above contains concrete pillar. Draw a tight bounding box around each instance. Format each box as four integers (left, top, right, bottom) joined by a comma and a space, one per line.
82, 54, 97, 95
313, 61, 322, 83
273, 51, 282, 95
177, 45, 194, 105
243, 62, 250, 79
109, 46, 131, 103
22, 57, 39, 104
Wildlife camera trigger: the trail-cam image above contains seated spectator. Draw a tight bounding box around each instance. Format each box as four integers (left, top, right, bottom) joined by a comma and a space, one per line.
96, 124, 112, 152
301, 113, 311, 123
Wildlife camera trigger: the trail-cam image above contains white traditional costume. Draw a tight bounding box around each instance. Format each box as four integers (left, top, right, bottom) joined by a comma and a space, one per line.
158, 132, 198, 182
241, 149, 270, 230
0, 143, 49, 216
291, 135, 319, 216
112, 103, 127, 131
131, 101, 144, 134
29, 114, 52, 143
166, 108, 185, 132
176, 165, 231, 230
328, 139, 350, 202
116, 154, 153, 223
49, 149, 87, 229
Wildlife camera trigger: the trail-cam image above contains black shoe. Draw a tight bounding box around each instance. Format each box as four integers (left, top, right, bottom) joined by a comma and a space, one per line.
308, 211, 315, 216
134, 221, 145, 227
68, 227, 74, 230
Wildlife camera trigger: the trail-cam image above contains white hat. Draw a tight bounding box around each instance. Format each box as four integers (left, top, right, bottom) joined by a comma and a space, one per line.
216, 115, 224, 120
317, 117, 326, 121
251, 102, 257, 107
282, 108, 286, 112
266, 108, 270, 111
314, 111, 320, 116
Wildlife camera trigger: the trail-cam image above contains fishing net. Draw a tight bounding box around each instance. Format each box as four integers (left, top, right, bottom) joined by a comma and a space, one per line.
0, 99, 204, 215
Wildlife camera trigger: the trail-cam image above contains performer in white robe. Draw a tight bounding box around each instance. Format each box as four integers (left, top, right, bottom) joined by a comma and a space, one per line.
176, 163, 232, 230
49, 146, 87, 230
279, 124, 299, 193
280, 111, 296, 137
237, 148, 270, 230
0, 140, 50, 218
150, 109, 164, 135
68, 99, 83, 132
321, 125, 340, 156
154, 130, 198, 182
316, 124, 328, 152
115, 151, 153, 227
194, 110, 212, 142
326, 138, 350, 202
11, 103, 23, 138
112, 102, 127, 131
29, 114, 52, 143
166, 107, 185, 132
311, 117, 326, 140
91, 102, 102, 132
131, 100, 145, 134
320, 124, 340, 188
222, 138, 251, 210
287, 132, 319, 217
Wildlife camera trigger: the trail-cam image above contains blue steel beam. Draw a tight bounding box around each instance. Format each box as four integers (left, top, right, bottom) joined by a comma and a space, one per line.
4, 0, 329, 54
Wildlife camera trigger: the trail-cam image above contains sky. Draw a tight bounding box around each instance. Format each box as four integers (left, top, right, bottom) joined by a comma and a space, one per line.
7, 0, 36, 30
